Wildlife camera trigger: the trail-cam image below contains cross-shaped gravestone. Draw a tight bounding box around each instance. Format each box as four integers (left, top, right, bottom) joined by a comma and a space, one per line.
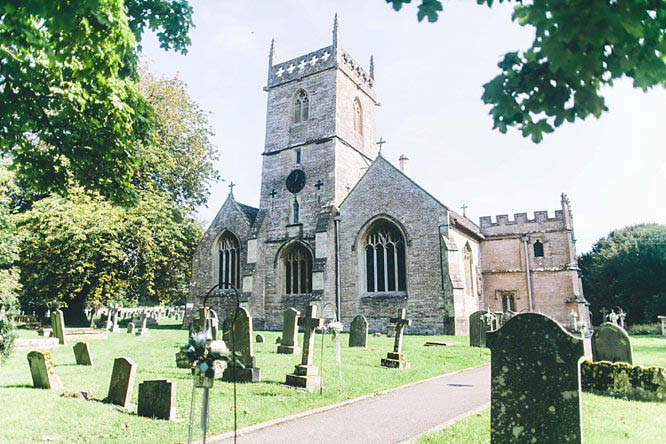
487, 313, 584, 443
136, 313, 150, 336
286, 305, 324, 391
277, 308, 301, 354
600, 307, 609, 322
314, 180, 324, 191
111, 309, 121, 333
381, 309, 411, 369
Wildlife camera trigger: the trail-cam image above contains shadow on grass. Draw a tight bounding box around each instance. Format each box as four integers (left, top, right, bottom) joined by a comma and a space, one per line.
0, 384, 33, 389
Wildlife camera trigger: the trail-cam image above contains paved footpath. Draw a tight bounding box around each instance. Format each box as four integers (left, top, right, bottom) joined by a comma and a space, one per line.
209, 364, 490, 444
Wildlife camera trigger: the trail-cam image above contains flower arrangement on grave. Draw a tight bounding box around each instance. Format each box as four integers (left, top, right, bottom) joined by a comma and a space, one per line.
326, 321, 343, 339
180, 332, 229, 388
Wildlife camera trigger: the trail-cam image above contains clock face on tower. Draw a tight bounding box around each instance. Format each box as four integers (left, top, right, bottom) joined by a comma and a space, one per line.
286, 169, 306, 194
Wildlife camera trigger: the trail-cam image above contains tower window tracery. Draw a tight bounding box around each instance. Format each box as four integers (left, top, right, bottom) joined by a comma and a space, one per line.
364, 221, 406, 293
283, 243, 313, 295
293, 90, 309, 124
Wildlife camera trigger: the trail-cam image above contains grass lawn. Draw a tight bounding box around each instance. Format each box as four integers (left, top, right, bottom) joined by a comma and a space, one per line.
418, 393, 666, 443
1, 321, 489, 443
631, 335, 666, 367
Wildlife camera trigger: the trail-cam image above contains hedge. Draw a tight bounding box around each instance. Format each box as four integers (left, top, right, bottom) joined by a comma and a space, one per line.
581, 360, 666, 402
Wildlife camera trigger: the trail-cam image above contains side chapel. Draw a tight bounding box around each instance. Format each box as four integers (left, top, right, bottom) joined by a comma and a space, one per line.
187, 17, 590, 335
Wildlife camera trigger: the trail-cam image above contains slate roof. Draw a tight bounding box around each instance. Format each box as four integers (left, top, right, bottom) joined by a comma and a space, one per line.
237, 202, 260, 225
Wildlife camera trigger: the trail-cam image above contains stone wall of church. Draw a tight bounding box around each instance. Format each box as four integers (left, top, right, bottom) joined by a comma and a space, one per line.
447, 228, 483, 334
338, 158, 452, 334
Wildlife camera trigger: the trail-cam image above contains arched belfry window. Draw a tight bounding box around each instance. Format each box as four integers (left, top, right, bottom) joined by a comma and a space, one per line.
293, 90, 309, 124
283, 243, 313, 295
464, 243, 474, 296
364, 220, 406, 293
533, 240, 544, 257
218, 232, 240, 289
353, 98, 362, 134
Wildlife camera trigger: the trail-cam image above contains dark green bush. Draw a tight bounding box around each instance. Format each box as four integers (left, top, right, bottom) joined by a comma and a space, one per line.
581, 360, 666, 402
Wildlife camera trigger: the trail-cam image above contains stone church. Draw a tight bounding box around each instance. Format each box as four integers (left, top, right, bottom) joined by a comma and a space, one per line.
187, 18, 590, 335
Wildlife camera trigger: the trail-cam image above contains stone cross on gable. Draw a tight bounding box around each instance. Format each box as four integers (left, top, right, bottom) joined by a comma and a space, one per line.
298, 305, 324, 366
389, 309, 411, 354
376, 138, 387, 153
228, 181, 235, 193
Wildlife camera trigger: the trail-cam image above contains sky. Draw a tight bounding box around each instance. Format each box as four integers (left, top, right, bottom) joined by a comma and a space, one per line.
140, 0, 666, 254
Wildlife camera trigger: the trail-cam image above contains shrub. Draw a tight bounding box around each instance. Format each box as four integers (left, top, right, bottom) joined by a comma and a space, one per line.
0, 300, 18, 365
626, 323, 661, 336
581, 360, 666, 402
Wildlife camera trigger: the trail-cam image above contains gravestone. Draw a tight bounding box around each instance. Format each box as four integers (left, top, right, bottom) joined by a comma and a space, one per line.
659, 316, 666, 337
208, 309, 219, 340
111, 309, 121, 333
286, 305, 324, 391
591, 322, 633, 364
256, 333, 265, 343
277, 308, 300, 354
469, 310, 496, 348
222, 308, 260, 382
127, 322, 135, 334
486, 313, 584, 444
106, 357, 137, 409
136, 313, 150, 336
222, 314, 232, 344
73, 342, 93, 366
137, 380, 176, 420
51, 309, 66, 344
381, 309, 412, 369
27, 351, 63, 390
349, 315, 368, 348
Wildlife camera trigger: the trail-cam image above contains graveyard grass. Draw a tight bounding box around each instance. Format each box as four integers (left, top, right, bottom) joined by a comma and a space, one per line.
418, 393, 666, 444
1, 321, 489, 443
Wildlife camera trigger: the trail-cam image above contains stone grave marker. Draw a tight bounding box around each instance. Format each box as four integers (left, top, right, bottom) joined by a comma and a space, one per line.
286, 305, 324, 391
222, 307, 260, 382
277, 308, 300, 354
256, 333, 265, 343
137, 380, 176, 421
136, 313, 150, 336
591, 322, 633, 364
486, 313, 584, 443
208, 308, 219, 340
27, 351, 63, 390
51, 309, 66, 344
106, 357, 137, 409
111, 309, 121, 333
381, 309, 411, 369
469, 310, 497, 348
73, 342, 93, 366
659, 315, 666, 337
349, 315, 368, 348
127, 322, 135, 334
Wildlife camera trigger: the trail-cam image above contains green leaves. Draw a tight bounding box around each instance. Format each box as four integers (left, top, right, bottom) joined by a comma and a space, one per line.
389, 0, 666, 142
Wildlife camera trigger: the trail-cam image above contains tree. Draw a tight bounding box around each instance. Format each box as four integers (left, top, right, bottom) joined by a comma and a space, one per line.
579, 224, 666, 325
0, 161, 20, 363
0, 0, 193, 204
387, 0, 666, 142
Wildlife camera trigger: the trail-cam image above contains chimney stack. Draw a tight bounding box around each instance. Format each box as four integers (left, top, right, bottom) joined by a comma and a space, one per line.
399, 154, 409, 175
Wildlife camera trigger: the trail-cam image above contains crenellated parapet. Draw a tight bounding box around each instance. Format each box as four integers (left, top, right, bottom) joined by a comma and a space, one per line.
267, 46, 336, 89
479, 209, 564, 235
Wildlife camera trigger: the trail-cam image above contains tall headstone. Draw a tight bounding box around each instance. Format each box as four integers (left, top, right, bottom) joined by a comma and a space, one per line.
659, 316, 666, 337
486, 313, 584, 444
111, 309, 121, 333
277, 308, 301, 354
127, 322, 135, 334
137, 380, 176, 420
136, 313, 150, 336
349, 315, 368, 348
51, 309, 66, 344
381, 309, 411, 368
286, 305, 324, 391
106, 357, 137, 409
73, 342, 93, 366
27, 351, 63, 390
222, 307, 261, 382
469, 310, 496, 348
591, 322, 633, 364
208, 309, 219, 340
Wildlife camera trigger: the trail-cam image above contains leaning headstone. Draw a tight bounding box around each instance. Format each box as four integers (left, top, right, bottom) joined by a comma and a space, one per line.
222, 308, 260, 382
73, 342, 93, 366
106, 357, 137, 409
51, 309, 66, 344
286, 305, 324, 391
136, 313, 150, 336
381, 309, 411, 369
349, 315, 368, 348
277, 308, 300, 354
469, 310, 496, 348
27, 351, 63, 390
127, 322, 135, 334
591, 322, 633, 364
486, 313, 584, 444
137, 380, 176, 421
256, 333, 265, 343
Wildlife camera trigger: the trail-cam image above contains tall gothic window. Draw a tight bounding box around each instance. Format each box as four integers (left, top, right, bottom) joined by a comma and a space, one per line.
353, 98, 362, 134
533, 240, 544, 257
502, 293, 516, 311
283, 243, 313, 295
464, 243, 473, 296
293, 90, 309, 124
218, 232, 240, 289
365, 221, 406, 293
